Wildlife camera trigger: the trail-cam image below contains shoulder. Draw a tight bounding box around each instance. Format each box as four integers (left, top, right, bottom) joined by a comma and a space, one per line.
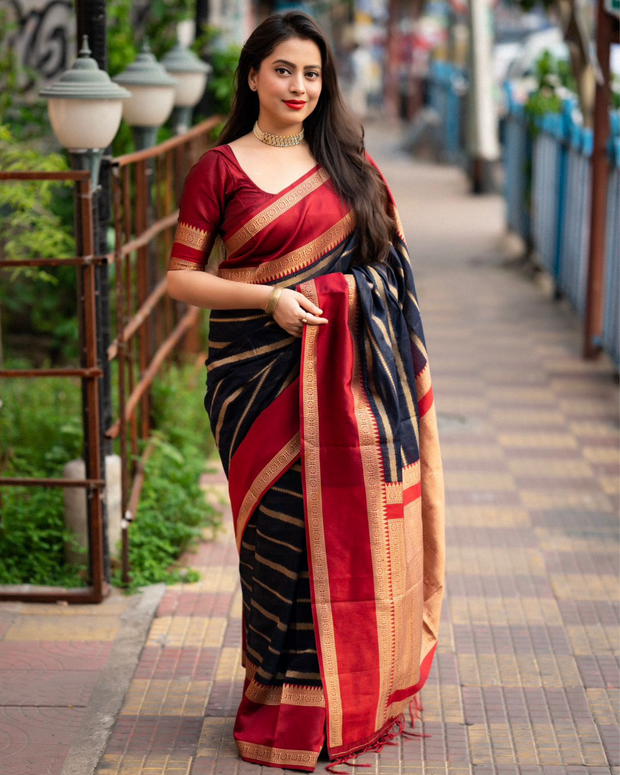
184, 145, 237, 198
189, 145, 234, 176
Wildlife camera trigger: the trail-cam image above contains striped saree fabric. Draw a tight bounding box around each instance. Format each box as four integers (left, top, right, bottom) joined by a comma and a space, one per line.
168, 145, 445, 771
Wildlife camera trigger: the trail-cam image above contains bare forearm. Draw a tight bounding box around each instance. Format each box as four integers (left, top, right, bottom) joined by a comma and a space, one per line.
166, 270, 273, 311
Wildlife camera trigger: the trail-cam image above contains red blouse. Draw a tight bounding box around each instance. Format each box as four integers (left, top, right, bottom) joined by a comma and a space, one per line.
167, 144, 347, 274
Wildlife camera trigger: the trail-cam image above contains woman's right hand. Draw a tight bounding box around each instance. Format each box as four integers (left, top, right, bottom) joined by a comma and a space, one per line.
270, 288, 329, 338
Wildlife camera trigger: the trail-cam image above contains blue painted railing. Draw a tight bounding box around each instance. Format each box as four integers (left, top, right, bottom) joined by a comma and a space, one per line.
602, 113, 620, 368
427, 60, 468, 164
503, 86, 532, 243
504, 91, 620, 369
558, 107, 592, 316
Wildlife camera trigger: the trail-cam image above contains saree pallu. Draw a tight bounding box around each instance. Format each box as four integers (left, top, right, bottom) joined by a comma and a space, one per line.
203, 160, 445, 771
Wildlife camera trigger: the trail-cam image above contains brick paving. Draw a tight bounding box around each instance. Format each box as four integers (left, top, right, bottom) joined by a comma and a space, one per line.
0, 596, 131, 774
1, 123, 619, 775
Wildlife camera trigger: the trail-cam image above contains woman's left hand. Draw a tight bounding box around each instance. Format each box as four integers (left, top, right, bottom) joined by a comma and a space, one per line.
271, 288, 329, 338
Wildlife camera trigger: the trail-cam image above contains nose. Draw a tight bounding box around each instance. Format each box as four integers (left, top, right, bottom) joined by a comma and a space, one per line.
290, 73, 305, 95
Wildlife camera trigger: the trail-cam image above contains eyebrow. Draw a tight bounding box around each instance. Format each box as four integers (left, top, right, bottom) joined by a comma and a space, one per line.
272, 59, 322, 70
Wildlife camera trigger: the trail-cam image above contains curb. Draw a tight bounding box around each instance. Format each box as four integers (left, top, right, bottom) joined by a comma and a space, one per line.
60, 582, 167, 775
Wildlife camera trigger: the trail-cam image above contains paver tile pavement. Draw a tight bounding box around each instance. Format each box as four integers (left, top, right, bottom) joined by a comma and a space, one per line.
0, 567, 164, 774
94, 125, 618, 775
1, 122, 618, 775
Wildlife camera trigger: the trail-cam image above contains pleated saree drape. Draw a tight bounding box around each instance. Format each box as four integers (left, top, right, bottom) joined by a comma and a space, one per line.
168, 146, 445, 771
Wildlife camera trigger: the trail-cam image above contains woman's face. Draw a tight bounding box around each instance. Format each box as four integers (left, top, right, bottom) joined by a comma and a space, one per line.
249, 36, 323, 129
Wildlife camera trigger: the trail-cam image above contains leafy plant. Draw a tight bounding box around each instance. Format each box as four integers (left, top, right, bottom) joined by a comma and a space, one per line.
0, 8, 51, 141
111, 360, 222, 593
198, 27, 242, 120
0, 125, 79, 364
111, 433, 215, 593
0, 359, 222, 591
0, 126, 74, 262
524, 50, 569, 125
612, 73, 620, 111
0, 483, 89, 587
0, 371, 87, 586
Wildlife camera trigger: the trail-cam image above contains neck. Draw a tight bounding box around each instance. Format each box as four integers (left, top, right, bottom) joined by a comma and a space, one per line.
256, 111, 303, 136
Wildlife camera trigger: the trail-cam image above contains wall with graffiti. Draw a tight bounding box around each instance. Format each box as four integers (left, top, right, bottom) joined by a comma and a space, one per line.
5, 0, 74, 97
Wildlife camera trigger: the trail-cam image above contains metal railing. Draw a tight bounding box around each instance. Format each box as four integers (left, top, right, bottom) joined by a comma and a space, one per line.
0, 170, 107, 603
427, 60, 469, 165
531, 109, 569, 280
504, 93, 620, 370
0, 115, 223, 601
602, 115, 620, 367
106, 115, 222, 586
558, 116, 592, 316
503, 87, 532, 245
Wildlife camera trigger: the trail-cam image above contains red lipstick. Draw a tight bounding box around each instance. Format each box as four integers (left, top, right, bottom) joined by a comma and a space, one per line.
283, 100, 306, 110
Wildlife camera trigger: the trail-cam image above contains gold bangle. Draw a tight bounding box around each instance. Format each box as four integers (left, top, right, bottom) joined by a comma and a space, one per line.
265, 286, 283, 316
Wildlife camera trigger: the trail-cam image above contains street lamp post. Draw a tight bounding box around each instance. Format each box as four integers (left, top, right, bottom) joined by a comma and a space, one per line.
40, 36, 130, 190
112, 40, 178, 151
39, 36, 130, 587
112, 41, 178, 435
162, 43, 212, 135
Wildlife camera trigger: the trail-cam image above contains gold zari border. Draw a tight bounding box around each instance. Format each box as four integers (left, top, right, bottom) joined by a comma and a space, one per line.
219, 212, 355, 285
415, 362, 432, 407
168, 257, 205, 271
300, 279, 344, 748
388, 202, 405, 241
245, 678, 325, 707
384, 462, 421, 504
174, 221, 210, 251
236, 741, 319, 768
235, 433, 301, 551
224, 168, 330, 256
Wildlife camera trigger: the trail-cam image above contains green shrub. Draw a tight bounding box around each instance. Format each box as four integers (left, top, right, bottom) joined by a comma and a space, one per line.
0, 371, 88, 586
524, 50, 576, 126
110, 359, 223, 593
0, 358, 222, 591
0, 484, 88, 587
111, 432, 217, 593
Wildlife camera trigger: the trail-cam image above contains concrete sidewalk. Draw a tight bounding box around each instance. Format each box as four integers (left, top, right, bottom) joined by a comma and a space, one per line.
1, 123, 618, 775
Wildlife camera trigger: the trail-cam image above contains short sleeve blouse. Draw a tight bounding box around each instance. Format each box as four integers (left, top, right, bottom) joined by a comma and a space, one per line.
169, 145, 321, 273
168, 148, 229, 272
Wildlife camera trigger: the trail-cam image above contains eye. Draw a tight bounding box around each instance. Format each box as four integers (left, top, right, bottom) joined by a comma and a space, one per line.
275, 67, 290, 75
306, 72, 320, 79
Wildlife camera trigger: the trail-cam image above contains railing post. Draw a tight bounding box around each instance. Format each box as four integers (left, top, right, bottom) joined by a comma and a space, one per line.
552, 101, 573, 291
75, 176, 107, 599
134, 159, 152, 442
601, 116, 619, 368
584, 2, 616, 359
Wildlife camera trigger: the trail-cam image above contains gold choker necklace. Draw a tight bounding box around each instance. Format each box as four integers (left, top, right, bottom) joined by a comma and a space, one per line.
253, 121, 304, 147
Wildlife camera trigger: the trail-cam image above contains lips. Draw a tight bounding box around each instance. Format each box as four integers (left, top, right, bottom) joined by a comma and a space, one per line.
283, 100, 306, 110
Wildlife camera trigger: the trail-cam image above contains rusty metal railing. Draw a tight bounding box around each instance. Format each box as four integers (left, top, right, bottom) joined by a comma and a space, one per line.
0, 170, 108, 603
106, 116, 222, 586
0, 115, 223, 601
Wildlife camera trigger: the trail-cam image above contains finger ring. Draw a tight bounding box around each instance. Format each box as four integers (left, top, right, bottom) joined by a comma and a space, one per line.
301, 317, 308, 324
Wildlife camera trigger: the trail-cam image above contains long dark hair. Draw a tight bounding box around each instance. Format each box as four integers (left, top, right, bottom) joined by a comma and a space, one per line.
216, 11, 397, 268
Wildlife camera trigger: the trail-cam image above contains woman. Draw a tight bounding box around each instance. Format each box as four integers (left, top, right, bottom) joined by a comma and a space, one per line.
166, 11, 445, 772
